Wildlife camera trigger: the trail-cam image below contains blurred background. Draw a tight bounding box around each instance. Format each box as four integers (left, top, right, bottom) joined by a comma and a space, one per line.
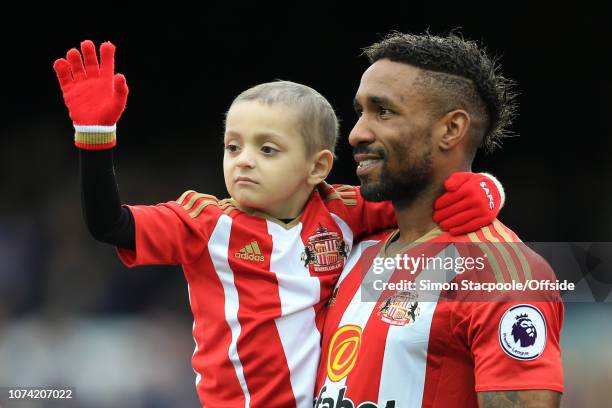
1, 3, 611, 407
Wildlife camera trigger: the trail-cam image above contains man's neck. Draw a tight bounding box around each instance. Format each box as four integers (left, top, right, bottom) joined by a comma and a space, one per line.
387, 182, 444, 252
385, 161, 474, 253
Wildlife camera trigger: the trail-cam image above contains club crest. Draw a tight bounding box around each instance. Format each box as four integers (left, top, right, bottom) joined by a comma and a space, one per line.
378, 291, 420, 326
301, 224, 347, 272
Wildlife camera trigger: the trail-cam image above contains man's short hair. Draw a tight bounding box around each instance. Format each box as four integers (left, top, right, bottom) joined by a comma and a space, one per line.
363, 31, 518, 153
229, 80, 339, 157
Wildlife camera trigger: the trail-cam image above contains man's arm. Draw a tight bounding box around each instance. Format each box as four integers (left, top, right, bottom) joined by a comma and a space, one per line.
478, 390, 561, 408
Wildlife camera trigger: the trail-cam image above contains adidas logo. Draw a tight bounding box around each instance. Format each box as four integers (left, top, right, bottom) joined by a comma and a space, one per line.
235, 241, 265, 262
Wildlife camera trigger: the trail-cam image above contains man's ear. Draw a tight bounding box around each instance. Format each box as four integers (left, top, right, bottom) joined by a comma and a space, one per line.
308, 149, 334, 185
435, 109, 471, 151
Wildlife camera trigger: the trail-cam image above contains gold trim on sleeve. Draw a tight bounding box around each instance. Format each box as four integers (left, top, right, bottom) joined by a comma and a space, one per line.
481, 226, 521, 282
468, 232, 505, 284
492, 220, 532, 281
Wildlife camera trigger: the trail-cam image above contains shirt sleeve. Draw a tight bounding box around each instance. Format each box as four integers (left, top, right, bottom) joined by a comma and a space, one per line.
116, 199, 211, 267
449, 237, 565, 393
321, 183, 397, 238
457, 299, 564, 393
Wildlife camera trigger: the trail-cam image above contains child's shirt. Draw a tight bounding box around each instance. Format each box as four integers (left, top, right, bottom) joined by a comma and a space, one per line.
116, 182, 396, 407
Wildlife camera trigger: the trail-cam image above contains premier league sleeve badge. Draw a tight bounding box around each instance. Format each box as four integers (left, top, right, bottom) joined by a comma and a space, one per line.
498, 304, 548, 360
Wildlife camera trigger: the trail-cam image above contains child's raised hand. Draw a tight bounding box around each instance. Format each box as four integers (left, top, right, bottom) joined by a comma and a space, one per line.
53, 40, 128, 149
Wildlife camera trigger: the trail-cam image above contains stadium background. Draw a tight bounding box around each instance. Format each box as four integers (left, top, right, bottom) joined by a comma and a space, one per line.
1, 4, 610, 407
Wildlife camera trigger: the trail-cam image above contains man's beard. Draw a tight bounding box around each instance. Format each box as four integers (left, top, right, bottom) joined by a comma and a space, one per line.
358, 143, 433, 205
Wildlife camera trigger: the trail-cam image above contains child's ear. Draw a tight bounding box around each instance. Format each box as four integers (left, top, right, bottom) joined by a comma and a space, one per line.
308, 150, 334, 185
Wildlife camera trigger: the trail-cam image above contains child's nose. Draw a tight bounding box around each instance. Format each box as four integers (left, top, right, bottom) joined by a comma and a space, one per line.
236, 151, 256, 168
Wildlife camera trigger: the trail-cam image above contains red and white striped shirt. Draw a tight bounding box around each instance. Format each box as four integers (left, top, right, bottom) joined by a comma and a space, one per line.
315, 220, 564, 408
116, 183, 396, 407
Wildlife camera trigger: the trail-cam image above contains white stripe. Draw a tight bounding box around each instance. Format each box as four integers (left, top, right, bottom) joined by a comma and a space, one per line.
378, 245, 459, 406
268, 221, 321, 408
208, 215, 250, 407
330, 212, 354, 252
186, 284, 203, 387
337, 239, 379, 287
73, 124, 117, 133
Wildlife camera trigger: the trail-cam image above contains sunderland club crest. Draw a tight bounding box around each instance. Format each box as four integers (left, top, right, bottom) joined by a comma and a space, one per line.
301, 224, 347, 273
378, 291, 420, 326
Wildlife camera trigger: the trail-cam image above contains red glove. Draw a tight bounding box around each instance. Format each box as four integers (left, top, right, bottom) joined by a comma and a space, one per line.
433, 172, 505, 235
53, 40, 128, 150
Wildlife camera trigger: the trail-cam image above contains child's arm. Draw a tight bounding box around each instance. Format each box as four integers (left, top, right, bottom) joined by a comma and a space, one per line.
324, 172, 505, 239
433, 172, 506, 235
54, 40, 208, 266
79, 149, 135, 250
54, 40, 133, 248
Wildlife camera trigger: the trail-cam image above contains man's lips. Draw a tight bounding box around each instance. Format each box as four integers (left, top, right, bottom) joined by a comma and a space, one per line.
354, 153, 383, 177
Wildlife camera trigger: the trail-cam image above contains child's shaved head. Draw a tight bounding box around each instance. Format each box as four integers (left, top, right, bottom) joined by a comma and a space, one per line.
228, 80, 339, 157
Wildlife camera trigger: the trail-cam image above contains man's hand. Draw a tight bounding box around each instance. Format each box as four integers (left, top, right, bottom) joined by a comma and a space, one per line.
478, 390, 561, 407
433, 172, 505, 235
53, 40, 128, 149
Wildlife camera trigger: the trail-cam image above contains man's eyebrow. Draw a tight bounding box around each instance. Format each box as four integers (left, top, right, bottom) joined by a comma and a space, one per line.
354, 95, 399, 110
368, 95, 397, 108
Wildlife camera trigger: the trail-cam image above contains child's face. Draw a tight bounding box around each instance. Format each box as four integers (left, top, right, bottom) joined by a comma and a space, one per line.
223, 101, 316, 218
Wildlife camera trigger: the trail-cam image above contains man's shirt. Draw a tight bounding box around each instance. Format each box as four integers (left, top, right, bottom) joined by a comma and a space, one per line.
315, 220, 564, 408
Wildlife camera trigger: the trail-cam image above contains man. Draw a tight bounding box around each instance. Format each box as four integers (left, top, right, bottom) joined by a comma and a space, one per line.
314, 32, 563, 408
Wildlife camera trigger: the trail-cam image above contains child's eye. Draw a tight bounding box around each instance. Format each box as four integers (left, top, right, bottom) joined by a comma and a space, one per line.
225, 144, 240, 153
261, 145, 278, 155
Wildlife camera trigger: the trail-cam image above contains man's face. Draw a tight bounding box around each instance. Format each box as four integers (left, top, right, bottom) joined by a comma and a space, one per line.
349, 59, 435, 204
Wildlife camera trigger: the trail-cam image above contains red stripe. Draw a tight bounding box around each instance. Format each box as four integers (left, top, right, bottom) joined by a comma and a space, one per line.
75, 141, 116, 150
228, 215, 297, 406
184, 219, 246, 406
343, 306, 391, 401
315, 240, 385, 390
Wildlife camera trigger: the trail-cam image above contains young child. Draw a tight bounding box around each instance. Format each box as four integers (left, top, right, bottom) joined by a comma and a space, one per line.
53, 40, 504, 407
